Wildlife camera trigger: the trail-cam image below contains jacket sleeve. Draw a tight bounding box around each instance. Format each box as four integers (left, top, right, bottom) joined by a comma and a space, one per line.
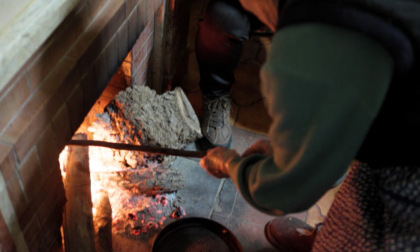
227, 23, 394, 215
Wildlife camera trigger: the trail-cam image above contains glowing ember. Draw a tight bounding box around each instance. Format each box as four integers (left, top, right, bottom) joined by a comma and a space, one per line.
59, 111, 185, 240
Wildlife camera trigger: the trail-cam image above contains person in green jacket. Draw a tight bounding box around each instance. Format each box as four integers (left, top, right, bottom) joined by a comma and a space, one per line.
199, 0, 420, 251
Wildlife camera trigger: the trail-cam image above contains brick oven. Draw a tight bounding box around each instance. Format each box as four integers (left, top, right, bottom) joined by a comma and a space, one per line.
0, 0, 191, 250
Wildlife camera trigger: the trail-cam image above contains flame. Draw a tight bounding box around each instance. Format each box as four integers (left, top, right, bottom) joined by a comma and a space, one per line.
59, 113, 183, 238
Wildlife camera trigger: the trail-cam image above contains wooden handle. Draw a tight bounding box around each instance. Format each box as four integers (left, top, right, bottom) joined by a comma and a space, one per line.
68, 140, 206, 158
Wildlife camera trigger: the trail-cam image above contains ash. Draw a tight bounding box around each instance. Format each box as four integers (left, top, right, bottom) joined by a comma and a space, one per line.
113, 193, 183, 241
113, 86, 202, 150
88, 109, 188, 242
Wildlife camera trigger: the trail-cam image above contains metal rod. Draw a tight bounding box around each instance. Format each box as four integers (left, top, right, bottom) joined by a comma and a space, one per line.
68, 140, 206, 158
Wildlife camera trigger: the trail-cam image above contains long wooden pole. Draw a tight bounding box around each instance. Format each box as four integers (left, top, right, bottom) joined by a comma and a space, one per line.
68, 140, 207, 158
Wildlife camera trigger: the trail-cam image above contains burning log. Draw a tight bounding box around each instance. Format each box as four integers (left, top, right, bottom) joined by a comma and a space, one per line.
94, 191, 112, 252
62, 134, 96, 252
112, 166, 185, 196
59, 87, 199, 245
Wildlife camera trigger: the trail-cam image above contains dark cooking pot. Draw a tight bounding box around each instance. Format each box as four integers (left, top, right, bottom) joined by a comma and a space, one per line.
152, 217, 243, 252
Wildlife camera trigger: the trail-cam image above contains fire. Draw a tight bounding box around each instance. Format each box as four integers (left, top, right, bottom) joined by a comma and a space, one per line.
59, 112, 185, 239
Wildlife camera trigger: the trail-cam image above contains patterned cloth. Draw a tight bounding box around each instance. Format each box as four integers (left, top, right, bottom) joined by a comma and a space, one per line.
313, 161, 420, 251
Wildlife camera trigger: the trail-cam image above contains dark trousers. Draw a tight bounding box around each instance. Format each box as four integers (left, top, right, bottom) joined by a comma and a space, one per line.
196, 0, 263, 97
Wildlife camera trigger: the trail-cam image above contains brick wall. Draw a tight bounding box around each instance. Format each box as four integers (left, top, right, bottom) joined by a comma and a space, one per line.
131, 0, 192, 93
131, 17, 155, 87
0, 0, 164, 250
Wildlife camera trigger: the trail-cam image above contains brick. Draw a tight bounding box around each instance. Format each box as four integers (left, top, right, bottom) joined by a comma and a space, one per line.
0, 211, 16, 252
96, 93, 113, 107
26, 161, 63, 216
51, 105, 73, 152
36, 125, 61, 176
102, 83, 123, 100
63, 3, 93, 56
158, 0, 165, 11
127, 6, 140, 49
153, 0, 161, 16
41, 58, 80, 94
121, 60, 132, 77
66, 84, 85, 133
75, 0, 125, 74
35, 219, 63, 252
74, 0, 89, 14
137, 0, 150, 36
68, 28, 100, 68
109, 69, 129, 89
100, 0, 126, 50
80, 67, 99, 113
125, 50, 132, 63
18, 149, 43, 202
0, 52, 40, 98
106, 36, 119, 80
117, 21, 129, 64
44, 66, 81, 125
88, 0, 110, 19
6, 171, 28, 222
151, 0, 159, 12
125, 0, 138, 18
133, 48, 151, 79
31, 231, 63, 251
94, 51, 110, 96
0, 58, 79, 163
38, 212, 64, 252
146, 22, 154, 52
132, 43, 146, 73
23, 216, 41, 247
138, 0, 150, 30
37, 171, 66, 228
0, 142, 17, 182
36, 237, 63, 252
146, 51, 154, 86
75, 36, 101, 79
124, 76, 132, 86
27, 6, 88, 90
38, 192, 65, 230
132, 72, 146, 87
18, 160, 61, 231
132, 27, 147, 60
0, 74, 31, 132
0, 90, 48, 145
146, 12, 155, 38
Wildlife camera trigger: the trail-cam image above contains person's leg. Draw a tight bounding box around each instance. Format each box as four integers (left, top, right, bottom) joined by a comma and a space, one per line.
196, 0, 255, 96
196, 0, 261, 147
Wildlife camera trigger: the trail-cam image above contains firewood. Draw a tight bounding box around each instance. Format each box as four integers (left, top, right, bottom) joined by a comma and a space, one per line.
94, 191, 112, 252
113, 167, 185, 196
62, 134, 96, 252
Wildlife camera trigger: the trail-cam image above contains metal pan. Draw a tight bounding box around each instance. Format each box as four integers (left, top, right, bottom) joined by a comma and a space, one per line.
152, 217, 243, 252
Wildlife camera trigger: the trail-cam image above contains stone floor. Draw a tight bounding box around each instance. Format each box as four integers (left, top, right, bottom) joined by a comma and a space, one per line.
171, 134, 290, 252
167, 121, 339, 252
